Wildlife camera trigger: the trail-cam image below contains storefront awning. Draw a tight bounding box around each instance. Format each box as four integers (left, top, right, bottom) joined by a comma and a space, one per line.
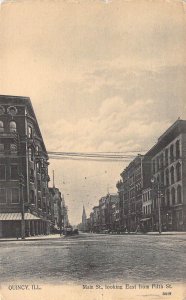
0, 213, 41, 221
140, 217, 152, 222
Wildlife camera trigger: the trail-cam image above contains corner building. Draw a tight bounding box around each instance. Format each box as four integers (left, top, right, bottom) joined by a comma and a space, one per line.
0, 95, 51, 237
145, 119, 186, 231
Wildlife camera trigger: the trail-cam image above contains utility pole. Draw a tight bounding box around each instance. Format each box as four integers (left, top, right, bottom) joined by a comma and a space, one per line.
151, 178, 162, 234
20, 174, 25, 239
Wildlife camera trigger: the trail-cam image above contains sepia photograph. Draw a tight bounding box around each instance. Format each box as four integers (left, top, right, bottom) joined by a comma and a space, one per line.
0, 0, 186, 299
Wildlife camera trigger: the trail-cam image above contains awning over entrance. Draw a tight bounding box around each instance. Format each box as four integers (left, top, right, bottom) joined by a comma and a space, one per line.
0, 213, 41, 221
140, 217, 152, 222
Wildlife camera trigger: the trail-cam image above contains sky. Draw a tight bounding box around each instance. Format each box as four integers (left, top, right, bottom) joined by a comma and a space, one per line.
0, 0, 186, 224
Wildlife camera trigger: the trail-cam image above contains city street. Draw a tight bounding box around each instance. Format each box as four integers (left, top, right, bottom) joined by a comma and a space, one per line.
1, 233, 186, 285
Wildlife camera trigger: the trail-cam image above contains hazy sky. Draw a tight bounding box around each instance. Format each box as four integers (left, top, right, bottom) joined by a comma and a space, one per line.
0, 0, 186, 224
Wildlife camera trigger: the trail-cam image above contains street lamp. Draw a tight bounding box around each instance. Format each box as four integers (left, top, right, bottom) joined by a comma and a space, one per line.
151, 177, 162, 234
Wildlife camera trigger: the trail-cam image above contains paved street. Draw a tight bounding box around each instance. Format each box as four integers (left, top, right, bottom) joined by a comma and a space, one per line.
1, 233, 186, 285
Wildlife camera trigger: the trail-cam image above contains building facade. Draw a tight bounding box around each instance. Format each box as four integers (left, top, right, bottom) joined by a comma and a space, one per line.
0, 95, 51, 238
144, 119, 186, 231
117, 155, 144, 232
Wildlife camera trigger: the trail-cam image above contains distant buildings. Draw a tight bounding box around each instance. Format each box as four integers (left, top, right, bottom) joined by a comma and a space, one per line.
49, 187, 69, 233
0, 95, 69, 238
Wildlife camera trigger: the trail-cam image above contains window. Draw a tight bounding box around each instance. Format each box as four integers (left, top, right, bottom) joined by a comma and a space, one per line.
38, 197, 41, 209
0, 165, 6, 180
160, 153, 164, 169
0, 121, 4, 133
10, 121, 17, 132
170, 144, 174, 162
157, 174, 160, 183
160, 171, 164, 185
28, 126, 33, 138
176, 162, 181, 181
35, 145, 40, 155
170, 166, 174, 185
177, 185, 182, 204
11, 188, 20, 203
10, 144, 17, 153
0, 188, 6, 203
166, 189, 170, 207
36, 162, 40, 173
10, 165, 19, 180
30, 190, 35, 204
176, 140, 180, 159
152, 160, 155, 174
28, 148, 34, 161
157, 157, 160, 170
166, 169, 169, 186
165, 149, 168, 166
171, 187, 175, 205
0, 144, 4, 152
37, 180, 41, 191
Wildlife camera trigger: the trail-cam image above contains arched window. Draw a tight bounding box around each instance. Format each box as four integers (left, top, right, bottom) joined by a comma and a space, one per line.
0, 121, 4, 133
170, 144, 174, 162
166, 169, 169, 186
10, 121, 17, 132
165, 149, 168, 166
170, 166, 174, 185
166, 189, 170, 207
176, 140, 180, 159
171, 187, 175, 205
30, 190, 35, 204
177, 185, 182, 204
176, 162, 181, 181
160, 171, 164, 185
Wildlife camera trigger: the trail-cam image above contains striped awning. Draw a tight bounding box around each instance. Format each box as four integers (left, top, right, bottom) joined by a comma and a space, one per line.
0, 213, 41, 221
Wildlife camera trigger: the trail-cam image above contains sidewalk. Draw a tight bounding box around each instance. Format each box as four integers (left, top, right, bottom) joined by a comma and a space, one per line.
0, 234, 64, 242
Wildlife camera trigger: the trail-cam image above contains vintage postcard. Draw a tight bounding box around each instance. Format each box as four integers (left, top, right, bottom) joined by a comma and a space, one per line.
0, 0, 185, 299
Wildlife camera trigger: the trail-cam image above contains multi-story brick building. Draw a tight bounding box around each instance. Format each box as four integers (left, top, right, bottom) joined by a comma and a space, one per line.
0, 95, 51, 238
117, 155, 144, 232
144, 119, 186, 231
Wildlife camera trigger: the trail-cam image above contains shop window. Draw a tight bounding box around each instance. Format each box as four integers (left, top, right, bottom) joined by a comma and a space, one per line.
170, 166, 174, 185
11, 188, 20, 203
176, 162, 181, 181
176, 140, 180, 159
10, 165, 19, 180
0, 188, 6, 203
10, 121, 17, 133
0, 165, 6, 180
171, 187, 175, 205
177, 185, 182, 204
0, 121, 4, 133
